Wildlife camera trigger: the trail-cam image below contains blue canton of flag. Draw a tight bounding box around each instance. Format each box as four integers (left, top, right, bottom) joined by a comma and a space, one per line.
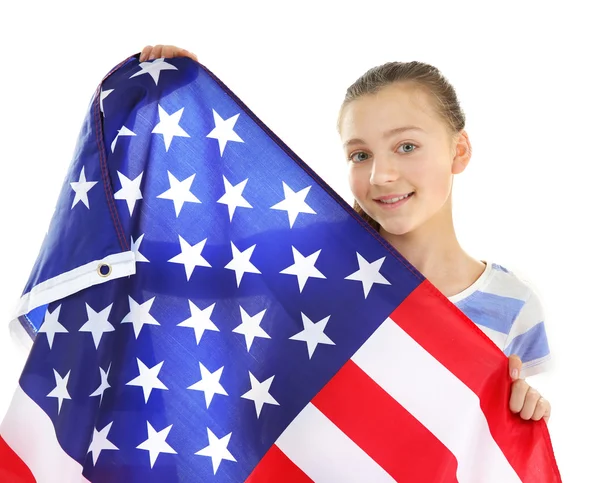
5, 55, 425, 482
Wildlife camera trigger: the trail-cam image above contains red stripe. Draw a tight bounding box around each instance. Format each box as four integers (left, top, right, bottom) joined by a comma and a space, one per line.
0, 435, 36, 483
246, 444, 312, 483
313, 359, 459, 483
392, 281, 562, 482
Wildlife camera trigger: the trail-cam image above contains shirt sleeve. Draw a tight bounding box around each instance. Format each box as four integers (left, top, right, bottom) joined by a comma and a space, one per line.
503, 288, 552, 378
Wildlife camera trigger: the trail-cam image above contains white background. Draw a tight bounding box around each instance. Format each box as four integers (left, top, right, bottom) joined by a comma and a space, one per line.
0, 0, 598, 481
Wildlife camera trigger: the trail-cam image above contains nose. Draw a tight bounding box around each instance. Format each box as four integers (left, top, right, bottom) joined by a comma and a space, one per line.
369, 153, 400, 186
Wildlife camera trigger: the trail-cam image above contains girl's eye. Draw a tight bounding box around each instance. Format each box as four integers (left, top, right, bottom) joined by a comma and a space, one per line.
398, 143, 416, 153
349, 151, 370, 163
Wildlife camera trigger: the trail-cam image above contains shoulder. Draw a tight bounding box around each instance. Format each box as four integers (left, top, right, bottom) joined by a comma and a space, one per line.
485, 262, 546, 332
483, 263, 543, 309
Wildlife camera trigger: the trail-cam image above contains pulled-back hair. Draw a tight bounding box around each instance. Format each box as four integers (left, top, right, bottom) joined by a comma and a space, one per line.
338, 61, 466, 231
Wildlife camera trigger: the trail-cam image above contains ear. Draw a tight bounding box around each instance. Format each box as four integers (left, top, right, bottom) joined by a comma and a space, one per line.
451, 130, 472, 175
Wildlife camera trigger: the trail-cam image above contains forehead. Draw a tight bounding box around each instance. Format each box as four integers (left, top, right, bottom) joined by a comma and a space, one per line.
339, 83, 441, 140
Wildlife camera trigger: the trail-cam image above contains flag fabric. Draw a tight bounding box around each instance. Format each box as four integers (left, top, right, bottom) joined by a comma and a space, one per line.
0, 55, 562, 482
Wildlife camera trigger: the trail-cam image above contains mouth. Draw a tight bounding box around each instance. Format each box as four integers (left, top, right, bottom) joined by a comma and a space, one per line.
374, 192, 415, 206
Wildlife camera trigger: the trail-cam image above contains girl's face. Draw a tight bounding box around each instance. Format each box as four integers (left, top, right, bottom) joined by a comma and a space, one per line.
340, 83, 468, 237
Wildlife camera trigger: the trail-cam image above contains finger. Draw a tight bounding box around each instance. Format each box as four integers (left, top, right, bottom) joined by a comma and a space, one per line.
531, 397, 549, 421
542, 399, 552, 423
161, 45, 177, 59
161, 45, 183, 59
140, 45, 153, 62
519, 387, 541, 420
148, 44, 164, 61
181, 48, 198, 61
509, 379, 529, 414
508, 354, 522, 380
164, 46, 197, 61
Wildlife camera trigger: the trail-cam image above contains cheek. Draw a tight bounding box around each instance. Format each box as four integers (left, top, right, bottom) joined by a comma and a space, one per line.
412, 159, 453, 194
432, 164, 454, 195
347, 165, 369, 198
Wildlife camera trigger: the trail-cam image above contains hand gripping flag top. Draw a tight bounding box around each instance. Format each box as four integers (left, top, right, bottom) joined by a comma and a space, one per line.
0, 55, 561, 482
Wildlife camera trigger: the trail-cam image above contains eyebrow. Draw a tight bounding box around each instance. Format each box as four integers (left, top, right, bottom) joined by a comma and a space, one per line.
343, 126, 424, 148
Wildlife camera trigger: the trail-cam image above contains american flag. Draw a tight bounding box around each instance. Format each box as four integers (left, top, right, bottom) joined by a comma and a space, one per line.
0, 55, 561, 482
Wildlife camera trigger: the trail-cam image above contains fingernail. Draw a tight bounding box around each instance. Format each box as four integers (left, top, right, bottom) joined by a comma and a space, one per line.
511, 368, 519, 379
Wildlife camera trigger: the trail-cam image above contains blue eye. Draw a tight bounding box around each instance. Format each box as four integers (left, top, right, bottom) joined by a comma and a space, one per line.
349, 151, 370, 163
399, 143, 416, 153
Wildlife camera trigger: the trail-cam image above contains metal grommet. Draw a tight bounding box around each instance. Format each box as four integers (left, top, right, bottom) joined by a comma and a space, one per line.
97, 263, 112, 278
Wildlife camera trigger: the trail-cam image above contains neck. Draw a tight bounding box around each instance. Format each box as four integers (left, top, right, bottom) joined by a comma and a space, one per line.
379, 197, 484, 297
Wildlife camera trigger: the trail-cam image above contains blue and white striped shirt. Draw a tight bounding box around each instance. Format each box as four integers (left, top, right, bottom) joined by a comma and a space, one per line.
449, 262, 551, 378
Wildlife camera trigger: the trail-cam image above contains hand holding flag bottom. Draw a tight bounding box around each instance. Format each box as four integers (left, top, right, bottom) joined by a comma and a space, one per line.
508, 355, 551, 423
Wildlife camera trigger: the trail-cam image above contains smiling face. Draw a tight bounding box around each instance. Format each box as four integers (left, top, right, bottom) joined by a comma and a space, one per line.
339, 82, 469, 237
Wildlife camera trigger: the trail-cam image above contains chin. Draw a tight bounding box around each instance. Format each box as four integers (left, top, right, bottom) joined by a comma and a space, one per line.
377, 220, 416, 237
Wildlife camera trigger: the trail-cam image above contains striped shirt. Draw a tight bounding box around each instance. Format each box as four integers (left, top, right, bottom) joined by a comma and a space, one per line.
449, 262, 551, 378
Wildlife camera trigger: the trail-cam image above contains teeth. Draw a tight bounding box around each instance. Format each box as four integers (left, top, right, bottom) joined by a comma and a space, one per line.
379, 193, 412, 204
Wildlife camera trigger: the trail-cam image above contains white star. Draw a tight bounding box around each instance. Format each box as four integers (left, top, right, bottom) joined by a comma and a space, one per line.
88, 421, 118, 465
99, 88, 114, 114
126, 358, 168, 403
217, 176, 252, 221
70, 166, 97, 209
151, 105, 190, 151
280, 246, 326, 292
130, 58, 178, 85
131, 234, 149, 263
187, 362, 228, 408
224, 242, 261, 287
90, 364, 111, 404
168, 235, 211, 280
47, 369, 71, 414
290, 313, 336, 359
110, 125, 136, 153
270, 182, 316, 228
232, 306, 270, 351
157, 171, 201, 217
345, 253, 391, 297
241, 371, 279, 418
206, 109, 243, 156
137, 421, 177, 469
177, 300, 219, 344
79, 303, 114, 349
38, 305, 68, 349
114, 170, 143, 215
121, 296, 160, 339
195, 428, 236, 475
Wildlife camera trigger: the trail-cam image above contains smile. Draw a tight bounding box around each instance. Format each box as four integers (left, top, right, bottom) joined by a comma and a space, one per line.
375, 192, 414, 205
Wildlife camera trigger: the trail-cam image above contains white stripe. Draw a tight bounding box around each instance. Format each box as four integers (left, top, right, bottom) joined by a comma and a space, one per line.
0, 386, 90, 483
8, 317, 34, 351
474, 324, 507, 350
352, 318, 521, 483
504, 292, 543, 346
481, 268, 531, 301
276, 402, 394, 483
521, 354, 553, 378
13, 251, 136, 319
